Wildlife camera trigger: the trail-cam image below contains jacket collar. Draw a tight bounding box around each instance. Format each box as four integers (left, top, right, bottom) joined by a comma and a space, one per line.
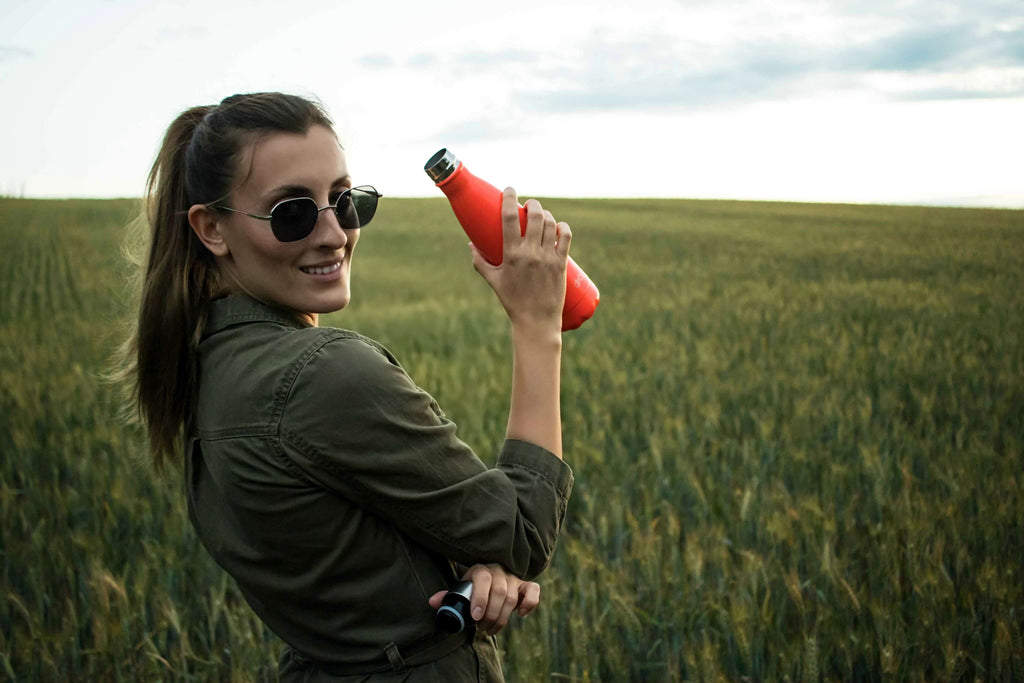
204, 294, 314, 337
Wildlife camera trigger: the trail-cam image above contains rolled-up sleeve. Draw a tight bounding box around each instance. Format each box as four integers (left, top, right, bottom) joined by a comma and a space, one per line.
277, 334, 573, 580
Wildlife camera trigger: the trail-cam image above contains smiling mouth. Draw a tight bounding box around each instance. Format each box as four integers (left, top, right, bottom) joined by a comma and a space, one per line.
300, 261, 342, 275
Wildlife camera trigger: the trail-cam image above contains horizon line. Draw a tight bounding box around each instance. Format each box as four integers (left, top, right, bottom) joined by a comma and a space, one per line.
1, 193, 1021, 211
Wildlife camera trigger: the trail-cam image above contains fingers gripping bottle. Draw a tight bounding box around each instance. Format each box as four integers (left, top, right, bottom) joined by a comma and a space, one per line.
424, 148, 599, 331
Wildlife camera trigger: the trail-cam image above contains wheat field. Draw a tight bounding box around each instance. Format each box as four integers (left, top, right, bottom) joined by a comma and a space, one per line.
1, 195, 1022, 681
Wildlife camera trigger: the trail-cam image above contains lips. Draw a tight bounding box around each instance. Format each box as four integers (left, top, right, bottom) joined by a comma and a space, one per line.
299, 260, 342, 275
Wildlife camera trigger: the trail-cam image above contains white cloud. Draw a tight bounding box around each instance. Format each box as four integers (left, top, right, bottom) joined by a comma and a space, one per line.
1, 0, 1022, 205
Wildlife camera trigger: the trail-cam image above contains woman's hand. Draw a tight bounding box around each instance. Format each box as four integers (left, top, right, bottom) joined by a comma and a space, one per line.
470, 187, 571, 338
428, 563, 541, 636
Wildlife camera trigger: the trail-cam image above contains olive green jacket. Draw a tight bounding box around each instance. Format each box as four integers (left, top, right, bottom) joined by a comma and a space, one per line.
185, 295, 573, 679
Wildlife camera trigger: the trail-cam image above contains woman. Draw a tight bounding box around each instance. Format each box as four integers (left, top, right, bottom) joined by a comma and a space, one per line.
121, 91, 574, 681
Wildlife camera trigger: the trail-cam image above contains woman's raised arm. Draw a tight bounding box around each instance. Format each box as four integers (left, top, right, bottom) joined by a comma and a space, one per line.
468, 187, 571, 458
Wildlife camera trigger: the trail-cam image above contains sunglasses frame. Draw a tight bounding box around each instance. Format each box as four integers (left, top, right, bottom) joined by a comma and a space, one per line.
212, 185, 382, 242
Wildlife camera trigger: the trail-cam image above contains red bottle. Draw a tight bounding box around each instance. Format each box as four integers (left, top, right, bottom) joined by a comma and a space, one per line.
424, 148, 599, 331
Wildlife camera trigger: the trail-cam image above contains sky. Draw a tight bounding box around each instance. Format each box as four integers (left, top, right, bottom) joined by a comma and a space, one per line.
2, 0, 1023, 207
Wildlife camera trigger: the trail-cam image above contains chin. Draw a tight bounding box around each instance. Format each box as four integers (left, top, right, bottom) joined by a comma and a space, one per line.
309, 289, 351, 314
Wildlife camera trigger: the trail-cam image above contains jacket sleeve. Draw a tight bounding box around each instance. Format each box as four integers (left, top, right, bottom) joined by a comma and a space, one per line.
277, 334, 573, 580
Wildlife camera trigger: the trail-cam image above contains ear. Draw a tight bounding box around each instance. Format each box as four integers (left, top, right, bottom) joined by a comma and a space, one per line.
188, 204, 231, 257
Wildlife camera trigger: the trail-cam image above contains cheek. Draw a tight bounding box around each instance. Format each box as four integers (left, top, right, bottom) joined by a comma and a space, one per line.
226, 226, 297, 272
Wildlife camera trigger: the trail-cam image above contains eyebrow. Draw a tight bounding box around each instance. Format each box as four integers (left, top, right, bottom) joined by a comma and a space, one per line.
265, 177, 352, 203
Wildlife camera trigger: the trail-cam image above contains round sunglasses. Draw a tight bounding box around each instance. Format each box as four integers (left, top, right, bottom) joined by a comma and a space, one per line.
213, 185, 382, 242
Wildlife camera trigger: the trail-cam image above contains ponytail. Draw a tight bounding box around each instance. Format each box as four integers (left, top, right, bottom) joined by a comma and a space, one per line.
117, 93, 334, 470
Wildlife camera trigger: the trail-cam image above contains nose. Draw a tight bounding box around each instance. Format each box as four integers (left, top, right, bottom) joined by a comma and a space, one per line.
313, 205, 349, 249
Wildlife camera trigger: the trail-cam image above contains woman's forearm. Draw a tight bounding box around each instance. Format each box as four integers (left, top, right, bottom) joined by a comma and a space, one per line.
506, 325, 563, 458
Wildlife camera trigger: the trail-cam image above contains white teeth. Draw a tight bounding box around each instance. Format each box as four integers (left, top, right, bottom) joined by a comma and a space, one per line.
301, 261, 342, 275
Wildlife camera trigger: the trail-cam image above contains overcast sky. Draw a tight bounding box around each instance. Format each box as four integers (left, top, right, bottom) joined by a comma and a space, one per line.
2, 0, 1022, 206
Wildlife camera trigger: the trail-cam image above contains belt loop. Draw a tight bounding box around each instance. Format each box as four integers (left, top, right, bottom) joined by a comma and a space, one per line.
384, 641, 407, 673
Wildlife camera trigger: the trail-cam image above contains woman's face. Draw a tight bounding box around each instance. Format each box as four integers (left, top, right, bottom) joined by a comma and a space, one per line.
214, 124, 358, 324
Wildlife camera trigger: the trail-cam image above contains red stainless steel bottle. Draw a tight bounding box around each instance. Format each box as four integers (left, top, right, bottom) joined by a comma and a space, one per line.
424, 148, 599, 331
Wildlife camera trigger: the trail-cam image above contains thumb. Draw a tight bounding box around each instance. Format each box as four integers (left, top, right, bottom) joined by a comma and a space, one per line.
428, 590, 447, 610
469, 242, 496, 277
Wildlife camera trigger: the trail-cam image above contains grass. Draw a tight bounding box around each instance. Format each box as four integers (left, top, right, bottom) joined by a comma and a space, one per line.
1, 195, 1022, 681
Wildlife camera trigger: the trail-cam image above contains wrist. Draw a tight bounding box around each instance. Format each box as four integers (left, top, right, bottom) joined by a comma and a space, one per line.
510, 322, 563, 351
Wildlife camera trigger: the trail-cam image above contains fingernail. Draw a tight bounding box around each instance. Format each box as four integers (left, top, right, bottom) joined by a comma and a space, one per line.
473, 607, 483, 620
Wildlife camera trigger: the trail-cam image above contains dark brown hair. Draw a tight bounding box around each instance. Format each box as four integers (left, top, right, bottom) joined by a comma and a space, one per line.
118, 92, 334, 470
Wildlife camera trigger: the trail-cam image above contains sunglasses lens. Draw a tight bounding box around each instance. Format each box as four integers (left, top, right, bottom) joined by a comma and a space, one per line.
337, 187, 379, 229
335, 193, 359, 229
270, 198, 318, 242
